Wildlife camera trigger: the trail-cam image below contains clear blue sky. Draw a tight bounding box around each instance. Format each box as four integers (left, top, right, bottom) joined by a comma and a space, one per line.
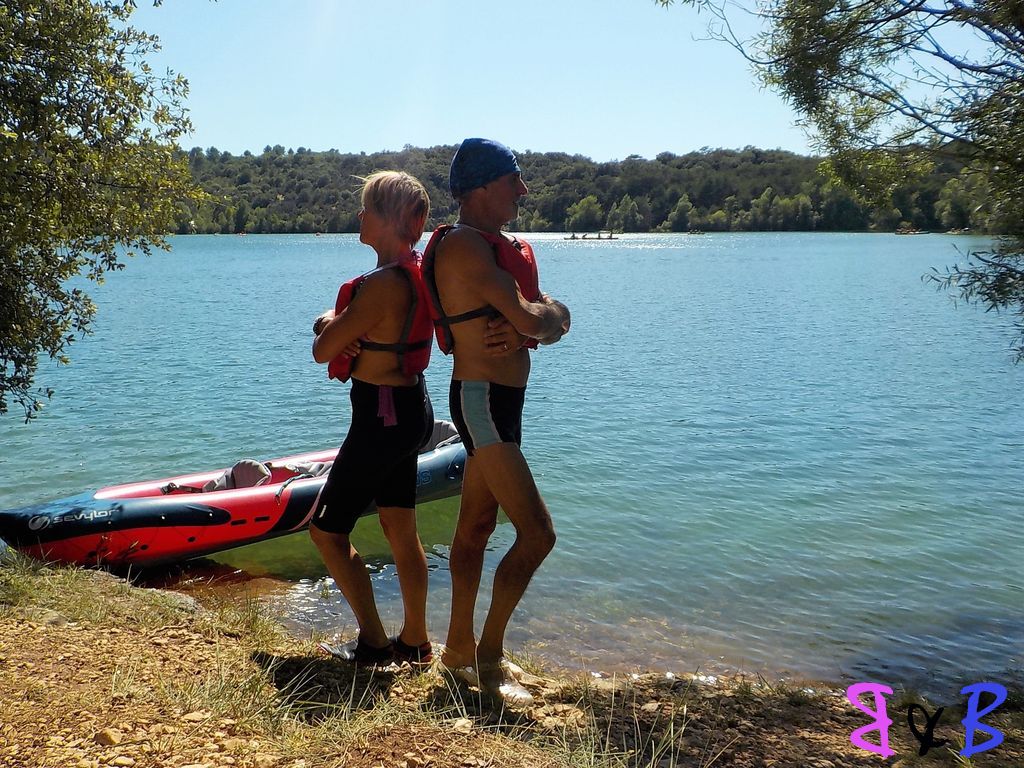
131, 0, 814, 161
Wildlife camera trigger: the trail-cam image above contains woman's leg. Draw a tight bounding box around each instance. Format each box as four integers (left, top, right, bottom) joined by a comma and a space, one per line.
309, 525, 390, 649
378, 506, 429, 646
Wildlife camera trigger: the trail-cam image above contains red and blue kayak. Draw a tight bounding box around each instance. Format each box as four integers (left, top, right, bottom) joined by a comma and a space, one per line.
0, 430, 465, 568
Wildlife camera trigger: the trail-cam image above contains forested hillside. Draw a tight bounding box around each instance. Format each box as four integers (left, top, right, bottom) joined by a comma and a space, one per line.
178, 144, 988, 235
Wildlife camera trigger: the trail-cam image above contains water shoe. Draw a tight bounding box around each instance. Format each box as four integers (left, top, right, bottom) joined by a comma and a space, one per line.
439, 657, 534, 708
391, 635, 433, 667
318, 637, 394, 667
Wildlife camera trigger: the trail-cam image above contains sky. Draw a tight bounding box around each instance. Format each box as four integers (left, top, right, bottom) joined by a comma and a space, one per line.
130, 0, 815, 161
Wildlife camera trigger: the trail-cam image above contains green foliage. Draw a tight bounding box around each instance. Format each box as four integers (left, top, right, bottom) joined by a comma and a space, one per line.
565, 194, 604, 232
1, 0, 200, 419
664, 194, 694, 232
936, 171, 991, 232
181, 144, 457, 235
183, 143, 968, 237
607, 194, 646, 232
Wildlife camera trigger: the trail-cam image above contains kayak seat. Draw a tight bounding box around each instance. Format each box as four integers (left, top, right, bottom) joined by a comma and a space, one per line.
423, 419, 460, 452
163, 420, 460, 495
202, 459, 272, 492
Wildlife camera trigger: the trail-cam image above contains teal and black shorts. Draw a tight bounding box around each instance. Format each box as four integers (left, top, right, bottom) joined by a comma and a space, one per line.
448, 380, 525, 456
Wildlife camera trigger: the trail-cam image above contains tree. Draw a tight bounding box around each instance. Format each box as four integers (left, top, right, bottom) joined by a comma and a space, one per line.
870, 204, 903, 232
706, 209, 730, 231
657, 0, 1024, 359
664, 193, 694, 231
1, 0, 200, 419
233, 201, 251, 233
607, 194, 645, 232
750, 186, 775, 230
565, 195, 604, 232
935, 170, 990, 231
792, 193, 816, 229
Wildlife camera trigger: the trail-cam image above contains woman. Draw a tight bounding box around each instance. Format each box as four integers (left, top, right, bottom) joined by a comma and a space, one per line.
310, 171, 435, 667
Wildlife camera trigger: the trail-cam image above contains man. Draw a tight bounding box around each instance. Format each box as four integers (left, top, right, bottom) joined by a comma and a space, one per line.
421, 138, 571, 705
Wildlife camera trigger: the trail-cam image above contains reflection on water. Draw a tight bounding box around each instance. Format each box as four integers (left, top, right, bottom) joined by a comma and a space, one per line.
153, 497, 699, 680
153, 512, 751, 682
157, 497, 467, 648
203, 496, 462, 580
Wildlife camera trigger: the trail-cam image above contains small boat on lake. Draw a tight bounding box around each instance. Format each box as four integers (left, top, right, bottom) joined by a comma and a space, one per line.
0, 424, 465, 569
563, 230, 618, 240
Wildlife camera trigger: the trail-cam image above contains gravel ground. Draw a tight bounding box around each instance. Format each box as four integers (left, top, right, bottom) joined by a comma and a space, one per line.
1, 572, 1021, 768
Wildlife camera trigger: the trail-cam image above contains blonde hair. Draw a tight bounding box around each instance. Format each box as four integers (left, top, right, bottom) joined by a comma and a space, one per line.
359, 171, 430, 245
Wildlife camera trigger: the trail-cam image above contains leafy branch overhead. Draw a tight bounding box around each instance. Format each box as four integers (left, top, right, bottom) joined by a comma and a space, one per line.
657, 0, 1024, 360
0, 0, 202, 420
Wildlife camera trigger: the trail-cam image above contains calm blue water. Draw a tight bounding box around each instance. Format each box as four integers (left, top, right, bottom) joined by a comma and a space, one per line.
2, 232, 1021, 693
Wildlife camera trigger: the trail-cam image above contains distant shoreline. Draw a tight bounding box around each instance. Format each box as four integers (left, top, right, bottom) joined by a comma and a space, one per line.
176, 145, 992, 237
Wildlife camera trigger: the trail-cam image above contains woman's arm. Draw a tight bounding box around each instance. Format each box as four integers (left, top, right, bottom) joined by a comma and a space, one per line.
312, 277, 389, 364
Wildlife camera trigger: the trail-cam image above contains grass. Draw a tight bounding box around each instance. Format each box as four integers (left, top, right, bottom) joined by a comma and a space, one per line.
0, 551, 571, 765
752, 671, 819, 709
0, 549, 189, 628
5, 549, 1024, 767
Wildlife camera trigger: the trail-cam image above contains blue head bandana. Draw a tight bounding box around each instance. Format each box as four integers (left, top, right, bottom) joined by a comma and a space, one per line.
449, 138, 521, 198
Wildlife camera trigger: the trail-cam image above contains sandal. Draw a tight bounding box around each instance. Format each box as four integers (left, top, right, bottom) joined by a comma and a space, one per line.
499, 658, 526, 681
439, 662, 481, 688
391, 635, 433, 667
439, 658, 534, 708
477, 661, 535, 708
319, 636, 394, 667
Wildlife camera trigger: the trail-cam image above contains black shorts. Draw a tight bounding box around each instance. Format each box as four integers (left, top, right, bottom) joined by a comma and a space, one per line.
311, 377, 434, 535
449, 380, 525, 457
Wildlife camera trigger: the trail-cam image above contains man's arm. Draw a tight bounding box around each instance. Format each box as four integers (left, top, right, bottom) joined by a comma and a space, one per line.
484, 294, 570, 354
441, 231, 569, 341
535, 294, 570, 345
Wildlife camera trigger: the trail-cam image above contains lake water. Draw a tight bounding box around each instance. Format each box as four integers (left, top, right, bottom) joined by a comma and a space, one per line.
2, 232, 1021, 695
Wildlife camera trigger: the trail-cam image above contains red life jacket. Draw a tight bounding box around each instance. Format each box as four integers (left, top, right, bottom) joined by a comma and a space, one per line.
326, 255, 433, 382
421, 224, 540, 354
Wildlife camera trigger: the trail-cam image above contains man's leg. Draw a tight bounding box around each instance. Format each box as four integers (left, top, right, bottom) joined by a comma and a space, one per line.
378, 506, 429, 646
309, 525, 390, 648
442, 455, 499, 668
470, 442, 556, 666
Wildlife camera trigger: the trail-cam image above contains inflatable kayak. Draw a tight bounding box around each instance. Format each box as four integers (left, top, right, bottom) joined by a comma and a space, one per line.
0, 423, 465, 568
